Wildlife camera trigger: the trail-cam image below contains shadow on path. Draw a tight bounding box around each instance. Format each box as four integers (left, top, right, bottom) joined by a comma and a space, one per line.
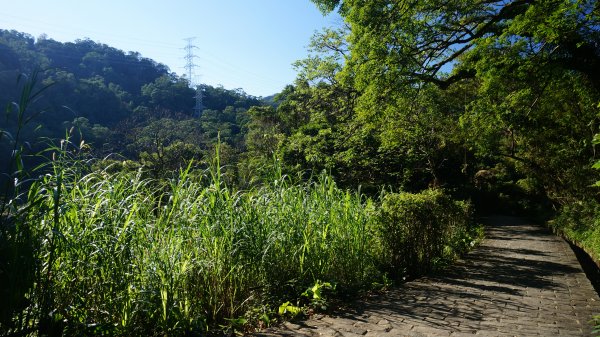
255, 216, 600, 337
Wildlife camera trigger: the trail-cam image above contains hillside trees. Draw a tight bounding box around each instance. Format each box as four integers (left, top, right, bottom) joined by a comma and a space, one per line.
140, 75, 195, 114
0, 29, 268, 180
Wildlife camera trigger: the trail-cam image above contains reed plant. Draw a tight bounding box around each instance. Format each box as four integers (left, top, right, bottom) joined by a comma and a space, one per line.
7, 150, 381, 335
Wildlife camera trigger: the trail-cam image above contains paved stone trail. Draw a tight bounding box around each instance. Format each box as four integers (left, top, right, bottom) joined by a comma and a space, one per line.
254, 216, 600, 337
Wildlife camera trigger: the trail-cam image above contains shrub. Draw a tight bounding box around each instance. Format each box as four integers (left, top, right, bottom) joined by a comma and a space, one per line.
551, 200, 600, 261
376, 189, 473, 279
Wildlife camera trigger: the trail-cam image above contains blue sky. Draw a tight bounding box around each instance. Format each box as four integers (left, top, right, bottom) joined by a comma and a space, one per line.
1, 1, 341, 97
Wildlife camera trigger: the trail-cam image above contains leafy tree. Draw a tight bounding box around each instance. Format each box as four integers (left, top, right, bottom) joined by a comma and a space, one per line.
244, 105, 285, 160
129, 118, 203, 156
311, 0, 599, 90
126, 118, 204, 178
73, 76, 130, 125
66, 117, 113, 152
139, 140, 203, 178
140, 75, 195, 114
308, 0, 600, 203
0, 30, 48, 72
200, 84, 262, 112
253, 23, 469, 191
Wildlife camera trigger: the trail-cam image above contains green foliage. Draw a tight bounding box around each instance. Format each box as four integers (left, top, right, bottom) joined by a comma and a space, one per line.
248, 22, 474, 193
278, 302, 303, 318
550, 200, 600, 334
1, 71, 83, 336
277, 281, 335, 318
592, 314, 600, 336
302, 280, 333, 301
312, 0, 599, 89
302, 0, 600, 201
12, 0, 600, 330
0, 203, 37, 334
310, 0, 340, 15
302, 280, 335, 311
551, 200, 600, 262
377, 189, 474, 278
140, 75, 195, 113
303, 0, 600, 328
4, 152, 386, 335
2, 143, 479, 336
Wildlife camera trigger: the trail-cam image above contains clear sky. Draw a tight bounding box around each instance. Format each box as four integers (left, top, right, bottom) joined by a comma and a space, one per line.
1, 1, 341, 97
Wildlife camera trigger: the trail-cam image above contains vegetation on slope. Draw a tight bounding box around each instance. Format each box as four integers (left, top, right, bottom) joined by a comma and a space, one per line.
0, 29, 265, 188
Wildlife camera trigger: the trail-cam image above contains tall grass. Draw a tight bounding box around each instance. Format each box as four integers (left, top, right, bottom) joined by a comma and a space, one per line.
6, 157, 475, 336
1, 70, 55, 336
5, 152, 381, 336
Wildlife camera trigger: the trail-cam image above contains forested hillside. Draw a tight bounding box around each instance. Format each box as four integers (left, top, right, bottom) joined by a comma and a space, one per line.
1, 0, 600, 335
0, 29, 264, 181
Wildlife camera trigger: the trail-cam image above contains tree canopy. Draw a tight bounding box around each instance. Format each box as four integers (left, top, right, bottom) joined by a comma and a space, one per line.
312, 0, 599, 90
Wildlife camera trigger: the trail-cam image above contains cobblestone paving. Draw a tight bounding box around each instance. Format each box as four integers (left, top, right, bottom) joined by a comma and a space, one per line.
254, 216, 600, 336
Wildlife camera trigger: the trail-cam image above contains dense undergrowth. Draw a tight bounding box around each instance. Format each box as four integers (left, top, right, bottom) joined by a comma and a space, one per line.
551, 200, 600, 264
0, 144, 478, 336
550, 200, 600, 336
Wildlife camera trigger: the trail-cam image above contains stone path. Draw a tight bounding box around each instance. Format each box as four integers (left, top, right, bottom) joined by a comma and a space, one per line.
254, 216, 600, 336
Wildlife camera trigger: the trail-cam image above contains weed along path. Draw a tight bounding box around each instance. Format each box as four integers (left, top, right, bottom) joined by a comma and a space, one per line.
253, 216, 600, 337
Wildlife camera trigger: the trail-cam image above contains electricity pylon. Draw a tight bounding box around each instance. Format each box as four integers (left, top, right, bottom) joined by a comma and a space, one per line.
183, 37, 204, 117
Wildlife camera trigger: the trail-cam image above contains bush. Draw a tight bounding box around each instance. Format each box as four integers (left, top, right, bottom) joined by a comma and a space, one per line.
551, 200, 600, 261
376, 189, 473, 279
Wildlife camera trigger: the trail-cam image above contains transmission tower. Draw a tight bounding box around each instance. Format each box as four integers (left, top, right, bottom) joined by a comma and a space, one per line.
183, 37, 204, 117
183, 37, 198, 85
